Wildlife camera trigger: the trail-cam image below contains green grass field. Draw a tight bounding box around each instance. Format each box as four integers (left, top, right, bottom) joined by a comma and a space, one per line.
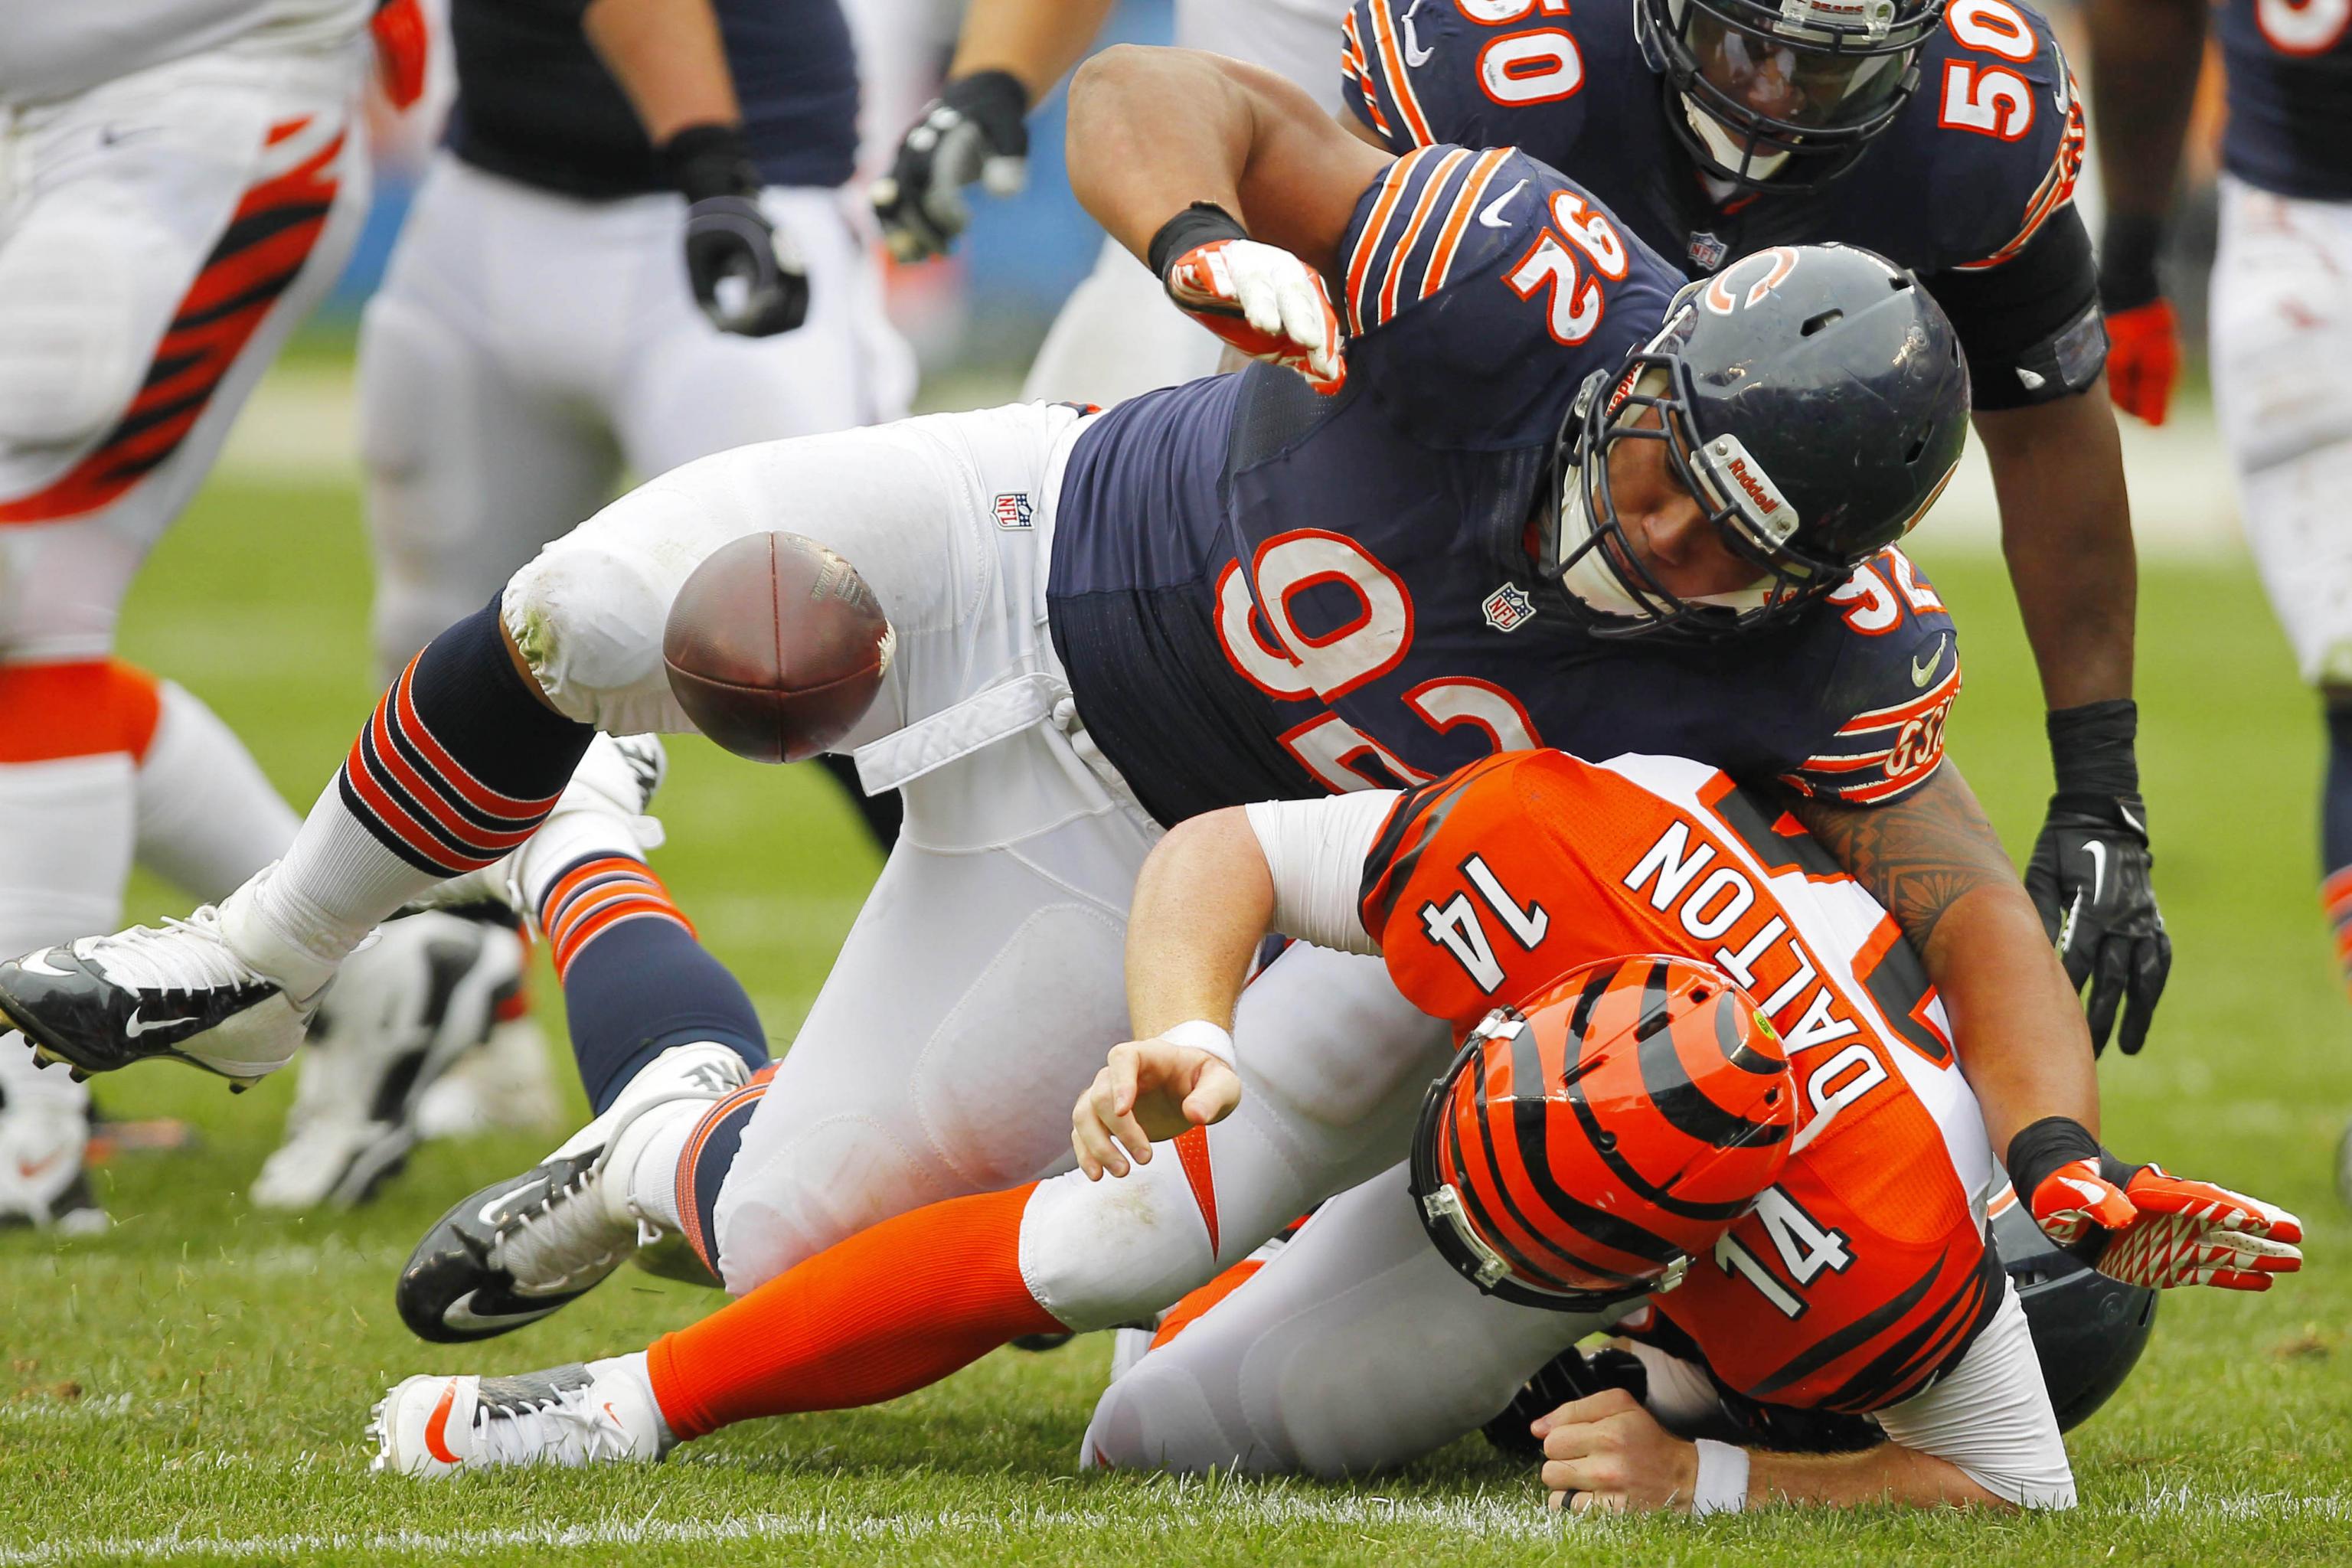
4, 453, 2351, 1566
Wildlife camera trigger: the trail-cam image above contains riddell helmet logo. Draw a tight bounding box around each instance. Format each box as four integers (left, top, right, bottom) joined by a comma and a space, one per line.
1704, 434, 1800, 545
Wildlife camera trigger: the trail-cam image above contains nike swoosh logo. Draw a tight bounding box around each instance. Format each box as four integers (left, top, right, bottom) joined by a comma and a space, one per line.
479, 1182, 544, 1229
1401, 0, 1433, 66
2118, 802, 2145, 835
123, 1008, 200, 1039
1478, 178, 1527, 230
2081, 838, 2108, 905
18, 1152, 63, 1182
441, 1290, 554, 1332
1910, 633, 1947, 688
424, 1380, 462, 1465
16, 950, 74, 978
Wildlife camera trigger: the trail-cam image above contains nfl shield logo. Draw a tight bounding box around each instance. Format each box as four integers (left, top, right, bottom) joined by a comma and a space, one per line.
1687, 231, 1730, 270
992, 492, 1034, 530
1481, 583, 1536, 633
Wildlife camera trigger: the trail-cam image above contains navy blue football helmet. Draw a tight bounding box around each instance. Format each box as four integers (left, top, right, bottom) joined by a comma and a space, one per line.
1636, 0, 1949, 191
1540, 242, 1969, 642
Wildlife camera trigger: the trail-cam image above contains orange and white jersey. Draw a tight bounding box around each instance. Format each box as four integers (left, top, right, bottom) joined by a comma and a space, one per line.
1246, 746, 2001, 1413
0, 0, 368, 106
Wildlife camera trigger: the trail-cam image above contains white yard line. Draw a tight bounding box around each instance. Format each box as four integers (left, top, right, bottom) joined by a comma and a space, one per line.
5, 1485, 2347, 1564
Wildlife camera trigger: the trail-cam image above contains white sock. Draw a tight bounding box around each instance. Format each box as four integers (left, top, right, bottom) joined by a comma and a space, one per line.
610, 1097, 699, 1233
0, 753, 133, 957
132, 681, 301, 902
245, 777, 446, 977
516, 802, 652, 917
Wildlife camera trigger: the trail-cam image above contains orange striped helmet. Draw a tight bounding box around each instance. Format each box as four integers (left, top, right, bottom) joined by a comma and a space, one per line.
1409, 954, 1796, 1311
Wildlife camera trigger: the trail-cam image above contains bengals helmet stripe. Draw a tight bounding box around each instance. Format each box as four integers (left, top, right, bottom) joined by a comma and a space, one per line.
1412, 954, 1798, 1312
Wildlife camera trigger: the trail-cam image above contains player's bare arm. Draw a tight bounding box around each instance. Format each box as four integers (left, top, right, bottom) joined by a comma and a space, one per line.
1066, 45, 1388, 276
1070, 809, 1263, 1180
948, 0, 1122, 103
1784, 760, 2098, 1157
2085, 0, 2208, 425
586, 0, 809, 335
1533, 1390, 2006, 1514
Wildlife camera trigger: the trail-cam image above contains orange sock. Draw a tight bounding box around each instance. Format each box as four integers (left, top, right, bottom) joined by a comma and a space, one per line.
645, 1181, 1065, 1440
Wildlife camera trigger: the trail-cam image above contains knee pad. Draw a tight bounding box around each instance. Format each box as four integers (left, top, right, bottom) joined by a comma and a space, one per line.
1018, 1160, 1223, 1332
709, 1111, 939, 1293
0, 224, 143, 449
501, 501, 706, 734
1081, 1361, 1249, 1476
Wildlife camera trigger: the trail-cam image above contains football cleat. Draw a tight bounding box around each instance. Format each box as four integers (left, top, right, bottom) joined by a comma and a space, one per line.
0, 890, 317, 1082
370, 1354, 670, 1475
0, 1037, 106, 1234
396, 1041, 749, 1343
251, 910, 526, 1211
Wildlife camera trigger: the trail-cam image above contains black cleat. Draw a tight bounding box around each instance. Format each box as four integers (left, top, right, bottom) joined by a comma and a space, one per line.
396, 1152, 619, 1344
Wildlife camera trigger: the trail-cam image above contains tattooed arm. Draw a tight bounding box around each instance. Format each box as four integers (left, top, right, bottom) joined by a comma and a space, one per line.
1785, 761, 2098, 1158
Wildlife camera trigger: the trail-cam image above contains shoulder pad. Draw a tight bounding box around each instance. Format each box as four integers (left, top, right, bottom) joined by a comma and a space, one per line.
1900, 0, 2088, 272
1780, 550, 1961, 806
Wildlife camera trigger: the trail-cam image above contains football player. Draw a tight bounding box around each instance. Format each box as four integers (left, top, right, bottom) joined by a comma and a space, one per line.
871, 0, 1351, 407
255, 0, 917, 1208
1337, 0, 2168, 1059
362, 746, 2297, 1482
5, 50, 2104, 1341
2084, 0, 2352, 1197
1070, 752, 2296, 1505
0, 0, 524, 1226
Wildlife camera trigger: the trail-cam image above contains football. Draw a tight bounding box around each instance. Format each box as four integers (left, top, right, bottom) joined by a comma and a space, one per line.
662, 531, 894, 764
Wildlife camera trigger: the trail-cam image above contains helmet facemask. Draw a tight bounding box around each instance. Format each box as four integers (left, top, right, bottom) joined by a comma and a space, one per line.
1640, 0, 1945, 192
1543, 332, 1854, 642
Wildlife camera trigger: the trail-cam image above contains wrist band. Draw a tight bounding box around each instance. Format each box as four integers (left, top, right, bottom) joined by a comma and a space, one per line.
1147, 201, 1249, 281
1158, 1018, 1236, 1070
2098, 212, 2165, 312
660, 122, 760, 204
2046, 699, 2139, 798
2004, 1113, 2102, 1203
1691, 1439, 1749, 1516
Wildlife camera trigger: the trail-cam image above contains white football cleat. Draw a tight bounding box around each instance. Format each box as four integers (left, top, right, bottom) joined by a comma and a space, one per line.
370, 1354, 671, 1475
0, 879, 324, 1083
395, 1041, 750, 1342
0, 1035, 105, 1233
252, 911, 526, 1210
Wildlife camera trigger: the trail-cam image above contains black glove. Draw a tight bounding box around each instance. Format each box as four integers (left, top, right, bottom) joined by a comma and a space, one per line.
870, 69, 1030, 263
661, 123, 808, 338
2024, 701, 2171, 1055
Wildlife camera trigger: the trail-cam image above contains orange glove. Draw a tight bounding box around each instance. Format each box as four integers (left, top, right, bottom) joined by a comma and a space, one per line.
1164, 237, 1347, 396
2030, 1158, 2304, 1292
370, 0, 429, 112
2103, 298, 2180, 426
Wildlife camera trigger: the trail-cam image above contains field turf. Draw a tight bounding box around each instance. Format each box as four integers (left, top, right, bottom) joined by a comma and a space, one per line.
2, 456, 2349, 1565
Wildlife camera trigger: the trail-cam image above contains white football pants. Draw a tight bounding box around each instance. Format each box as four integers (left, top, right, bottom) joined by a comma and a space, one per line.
499, 403, 1457, 1294
2213, 175, 2352, 688
358, 152, 916, 674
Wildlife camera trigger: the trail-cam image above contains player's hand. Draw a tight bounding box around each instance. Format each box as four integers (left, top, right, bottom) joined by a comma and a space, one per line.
1071, 1037, 1242, 1181
682, 197, 810, 338
2104, 299, 2180, 426
369, 0, 428, 111
871, 70, 1030, 263
2028, 1159, 2304, 1292
2025, 792, 2170, 1054
1163, 238, 1347, 394
1534, 1389, 1700, 1515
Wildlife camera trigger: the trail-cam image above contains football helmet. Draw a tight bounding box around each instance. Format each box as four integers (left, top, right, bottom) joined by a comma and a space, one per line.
1409, 955, 1797, 1312
1635, 0, 1949, 191
1542, 243, 1968, 641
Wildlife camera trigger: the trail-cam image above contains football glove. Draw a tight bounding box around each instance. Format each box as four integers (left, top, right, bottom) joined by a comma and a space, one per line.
2027, 701, 2171, 1055
369, 0, 428, 111
662, 125, 809, 338
2098, 212, 2177, 426
2028, 1158, 2304, 1292
871, 70, 1030, 263
2104, 299, 2180, 426
1149, 204, 1346, 394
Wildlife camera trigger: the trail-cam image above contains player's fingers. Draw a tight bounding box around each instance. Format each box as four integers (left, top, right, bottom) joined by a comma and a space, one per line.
1181, 1061, 1243, 1128
1108, 1044, 1142, 1117
1070, 1106, 1124, 1180
2117, 933, 2171, 1056
1540, 1389, 1639, 1434
2084, 933, 2129, 1052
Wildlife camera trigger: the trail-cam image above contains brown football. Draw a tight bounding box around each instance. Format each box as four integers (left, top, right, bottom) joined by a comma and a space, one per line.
662, 532, 893, 764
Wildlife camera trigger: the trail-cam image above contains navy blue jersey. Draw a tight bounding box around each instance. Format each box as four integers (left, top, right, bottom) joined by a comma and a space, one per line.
447, 0, 858, 200
1344, 0, 2087, 351
2218, 0, 2352, 201
1047, 146, 1961, 828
